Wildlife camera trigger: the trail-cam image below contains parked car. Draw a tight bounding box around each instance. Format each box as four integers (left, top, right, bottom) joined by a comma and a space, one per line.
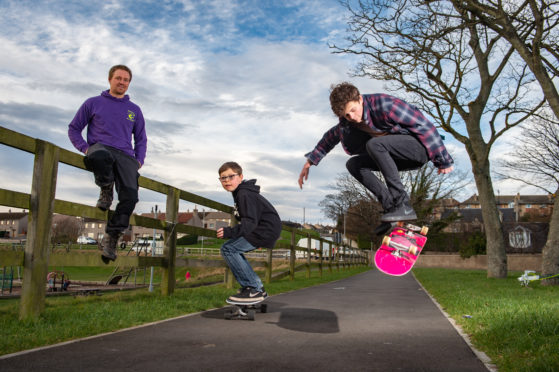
77, 236, 97, 245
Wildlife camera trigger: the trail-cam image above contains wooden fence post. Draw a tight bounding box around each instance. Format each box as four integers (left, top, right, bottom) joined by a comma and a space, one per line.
328, 242, 333, 273
306, 233, 311, 279
319, 240, 323, 278
265, 247, 273, 284
161, 187, 179, 296
289, 230, 296, 280
20, 140, 59, 320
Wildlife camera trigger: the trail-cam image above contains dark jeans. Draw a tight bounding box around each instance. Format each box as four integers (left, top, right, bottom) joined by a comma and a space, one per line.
346, 135, 428, 212
83, 143, 139, 235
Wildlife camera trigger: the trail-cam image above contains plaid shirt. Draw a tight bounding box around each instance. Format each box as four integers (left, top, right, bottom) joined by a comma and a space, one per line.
305, 94, 454, 169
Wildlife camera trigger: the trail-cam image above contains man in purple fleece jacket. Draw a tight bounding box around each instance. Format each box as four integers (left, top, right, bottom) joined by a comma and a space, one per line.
68, 65, 147, 262
298, 82, 453, 229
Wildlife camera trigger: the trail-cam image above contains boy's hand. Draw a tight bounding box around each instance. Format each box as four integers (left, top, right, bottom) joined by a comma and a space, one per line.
438, 165, 454, 174
217, 228, 224, 239
298, 161, 312, 189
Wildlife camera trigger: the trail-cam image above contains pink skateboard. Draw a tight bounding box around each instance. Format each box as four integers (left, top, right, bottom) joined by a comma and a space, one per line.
374, 222, 428, 276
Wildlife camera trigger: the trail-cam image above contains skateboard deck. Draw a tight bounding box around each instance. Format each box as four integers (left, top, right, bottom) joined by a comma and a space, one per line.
374, 222, 428, 276
224, 299, 267, 321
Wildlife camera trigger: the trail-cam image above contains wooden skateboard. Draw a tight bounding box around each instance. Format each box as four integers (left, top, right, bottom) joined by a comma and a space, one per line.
224, 299, 268, 321
374, 222, 428, 276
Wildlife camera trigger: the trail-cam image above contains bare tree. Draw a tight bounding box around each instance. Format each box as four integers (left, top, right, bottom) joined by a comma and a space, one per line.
51, 215, 81, 244
498, 111, 559, 284
449, 0, 559, 120
332, 0, 544, 277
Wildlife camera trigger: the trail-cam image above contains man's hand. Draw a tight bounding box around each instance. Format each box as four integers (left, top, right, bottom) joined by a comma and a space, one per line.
217, 227, 224, 239
438, 165, 454, 174
298, 161, 312, 189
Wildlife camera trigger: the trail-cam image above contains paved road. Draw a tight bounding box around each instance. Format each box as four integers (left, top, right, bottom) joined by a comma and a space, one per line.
1, 269, 489, 371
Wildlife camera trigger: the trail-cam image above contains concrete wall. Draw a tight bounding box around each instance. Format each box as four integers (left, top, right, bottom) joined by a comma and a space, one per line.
414, 253, 542, 271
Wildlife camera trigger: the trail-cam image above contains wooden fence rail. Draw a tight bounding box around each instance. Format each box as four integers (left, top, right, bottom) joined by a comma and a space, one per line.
0, 126, 367, 320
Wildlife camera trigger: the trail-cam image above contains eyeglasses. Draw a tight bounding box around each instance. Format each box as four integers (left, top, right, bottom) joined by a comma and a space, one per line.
219, 174, 238, 182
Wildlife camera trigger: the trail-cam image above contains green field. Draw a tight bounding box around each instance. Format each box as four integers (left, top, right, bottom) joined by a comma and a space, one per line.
414, 268, 559, 372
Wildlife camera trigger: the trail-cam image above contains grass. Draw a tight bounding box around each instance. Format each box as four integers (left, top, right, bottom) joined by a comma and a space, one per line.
414, 268, 559, 372
0, 266, 370, 356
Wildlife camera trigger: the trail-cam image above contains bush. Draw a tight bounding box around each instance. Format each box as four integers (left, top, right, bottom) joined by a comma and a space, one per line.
459, 231, 486, 258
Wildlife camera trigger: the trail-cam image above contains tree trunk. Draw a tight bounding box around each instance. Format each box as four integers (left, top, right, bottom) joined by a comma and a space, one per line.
541, 191, 559, 286
466, 142, 508, 278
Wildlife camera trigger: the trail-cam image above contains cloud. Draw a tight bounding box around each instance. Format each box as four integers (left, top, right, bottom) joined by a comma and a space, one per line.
1, 0, 539, 221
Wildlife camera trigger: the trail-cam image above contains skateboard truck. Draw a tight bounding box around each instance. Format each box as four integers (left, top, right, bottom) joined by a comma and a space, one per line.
224, 302, 268, 321
381, 235, 419, 256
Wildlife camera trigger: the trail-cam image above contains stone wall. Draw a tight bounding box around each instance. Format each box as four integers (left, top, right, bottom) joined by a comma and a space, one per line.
415, 253, 542, 271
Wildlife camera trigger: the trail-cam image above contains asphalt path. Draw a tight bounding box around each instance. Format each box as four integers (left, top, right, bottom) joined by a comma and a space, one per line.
1, 269, 490, 371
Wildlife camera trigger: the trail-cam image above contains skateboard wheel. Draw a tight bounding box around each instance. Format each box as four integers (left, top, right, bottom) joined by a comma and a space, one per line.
260, 304, 268, 313
409, 245, 418, 255
381, 236, 391, 246
247, 310, 256, 320
420, 226, 429, 235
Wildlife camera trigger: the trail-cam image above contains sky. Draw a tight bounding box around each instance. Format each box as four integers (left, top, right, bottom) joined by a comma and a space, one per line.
0, 0, 542, 224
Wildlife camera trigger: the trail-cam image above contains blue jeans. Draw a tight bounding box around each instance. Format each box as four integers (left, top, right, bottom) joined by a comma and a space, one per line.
221, 237, 263, 290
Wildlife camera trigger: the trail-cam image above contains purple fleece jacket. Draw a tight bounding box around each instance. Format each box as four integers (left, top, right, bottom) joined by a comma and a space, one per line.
68, 90, 147, 165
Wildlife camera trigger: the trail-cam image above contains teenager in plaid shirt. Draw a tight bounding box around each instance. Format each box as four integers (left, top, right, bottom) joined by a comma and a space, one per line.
298, 82, 453, 226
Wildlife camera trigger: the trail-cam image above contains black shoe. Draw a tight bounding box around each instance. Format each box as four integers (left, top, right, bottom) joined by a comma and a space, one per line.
228, 288, 266, 303
374, 222, 395, 236
96, 183, 114, 211
381, 201, 417, 222
236, 286, 248, 294
100, 232, 121, 262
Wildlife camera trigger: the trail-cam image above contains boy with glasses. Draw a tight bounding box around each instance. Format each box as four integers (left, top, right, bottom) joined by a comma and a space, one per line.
216, 162, 282, 303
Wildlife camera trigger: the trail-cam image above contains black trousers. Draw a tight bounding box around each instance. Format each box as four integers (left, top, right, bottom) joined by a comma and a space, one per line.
346, 135, 428, 212
84, 143, 139, 235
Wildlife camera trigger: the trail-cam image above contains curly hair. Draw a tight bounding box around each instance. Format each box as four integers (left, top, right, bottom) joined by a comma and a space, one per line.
329, 82, 361, 117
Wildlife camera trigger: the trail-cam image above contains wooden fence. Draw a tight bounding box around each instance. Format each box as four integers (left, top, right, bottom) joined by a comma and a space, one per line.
0, 126, 367, 320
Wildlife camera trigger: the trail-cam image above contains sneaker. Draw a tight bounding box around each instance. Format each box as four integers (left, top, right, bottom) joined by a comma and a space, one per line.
100, 232, 121, 262
96, 183, 114, 211
381, 201, 417, 222
235, 286, 248, 295
374, 221, 395, 236
228, 288, 266, 303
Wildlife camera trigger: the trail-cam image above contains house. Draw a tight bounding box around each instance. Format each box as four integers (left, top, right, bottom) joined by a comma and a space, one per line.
202, 211, 231, 230
81, 218, 107, 241
460, 193, 554, 221
0, 210, 28, 238
440, 208, 516, 233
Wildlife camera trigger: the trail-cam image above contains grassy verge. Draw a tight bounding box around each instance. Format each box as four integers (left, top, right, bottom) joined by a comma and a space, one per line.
0, 266, 370, 356
414, 268, 559, 372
